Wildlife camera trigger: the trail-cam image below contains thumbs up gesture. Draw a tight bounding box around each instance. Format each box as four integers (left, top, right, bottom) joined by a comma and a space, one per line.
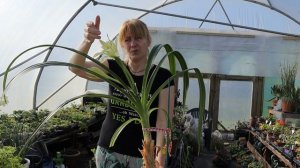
84, 15, 101, 44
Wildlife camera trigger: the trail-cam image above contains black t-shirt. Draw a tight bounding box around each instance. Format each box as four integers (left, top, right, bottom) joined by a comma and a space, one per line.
97, 59, 174, 157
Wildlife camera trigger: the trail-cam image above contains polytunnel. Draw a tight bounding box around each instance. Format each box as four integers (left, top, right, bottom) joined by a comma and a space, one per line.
2, 0, 300, 167
1, 0, 300, 118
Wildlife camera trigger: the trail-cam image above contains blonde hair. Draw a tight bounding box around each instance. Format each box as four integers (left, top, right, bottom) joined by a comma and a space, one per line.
118, 19, 151, 45
118, 19, 151, 63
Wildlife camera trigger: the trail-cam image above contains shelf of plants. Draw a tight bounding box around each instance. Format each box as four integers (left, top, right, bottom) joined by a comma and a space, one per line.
248, 116, 300, 168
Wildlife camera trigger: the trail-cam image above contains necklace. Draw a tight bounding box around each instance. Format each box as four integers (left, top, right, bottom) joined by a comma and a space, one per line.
127, 63, 145, 74
129, 67, 145, 74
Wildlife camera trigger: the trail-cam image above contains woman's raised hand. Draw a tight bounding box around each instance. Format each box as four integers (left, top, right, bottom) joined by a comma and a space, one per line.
84, 15, 101, 44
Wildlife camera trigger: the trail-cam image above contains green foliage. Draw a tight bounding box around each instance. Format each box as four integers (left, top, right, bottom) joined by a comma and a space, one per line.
170, 136, 194, 168
248, 161, 264, 168
268, 84, 283, 101
42, 104, 95, 133
271, 84, 283, 98
181, 145, 194, 168
172, 102, 188, 141
259, 123, 272, 131
279, 128, 300, 145
0, 105, 98, 159
280, 62, 298, 102
228, 142, 241, 156
226, 142, 255, 168
52, 152, 64, 166
0, 112, 33, 157
235, 120, 249, 130
0, 146, 23, 168
170, 101, 201, 167
2, 41, 206, 159
271, 122, 284, 135
13, 109, 50, 131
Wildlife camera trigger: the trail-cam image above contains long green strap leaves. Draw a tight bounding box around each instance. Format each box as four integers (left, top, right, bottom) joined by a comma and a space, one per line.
3, 43, 207, 157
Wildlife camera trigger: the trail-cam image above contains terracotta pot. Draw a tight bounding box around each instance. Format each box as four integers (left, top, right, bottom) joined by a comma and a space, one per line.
274, 140, 285, 147
281, 100, 296, 112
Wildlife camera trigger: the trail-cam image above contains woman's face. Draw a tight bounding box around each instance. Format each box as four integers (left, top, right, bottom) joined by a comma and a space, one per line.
121, 32, 150, 62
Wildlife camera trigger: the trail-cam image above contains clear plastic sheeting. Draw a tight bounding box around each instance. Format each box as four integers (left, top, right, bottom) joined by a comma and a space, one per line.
252, 0, 300, 23
0, 0, 300, 113
149, 27, 300, 77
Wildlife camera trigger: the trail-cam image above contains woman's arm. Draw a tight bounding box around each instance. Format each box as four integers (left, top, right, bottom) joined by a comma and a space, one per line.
69, 15, 108, 82
155, 85, 175, 168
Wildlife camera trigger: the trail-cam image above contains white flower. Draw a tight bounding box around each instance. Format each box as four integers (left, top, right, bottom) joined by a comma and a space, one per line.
96, 38, 119, 59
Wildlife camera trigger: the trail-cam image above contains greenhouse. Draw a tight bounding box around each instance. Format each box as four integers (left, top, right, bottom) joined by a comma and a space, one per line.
1, 0, 300, 167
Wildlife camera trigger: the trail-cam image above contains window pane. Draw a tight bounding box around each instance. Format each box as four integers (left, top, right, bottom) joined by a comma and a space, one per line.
178, 78, 210, 110
218, 80, 252, 130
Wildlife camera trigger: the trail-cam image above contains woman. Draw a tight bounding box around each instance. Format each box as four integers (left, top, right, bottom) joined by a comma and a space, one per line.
69, 15, 175, 168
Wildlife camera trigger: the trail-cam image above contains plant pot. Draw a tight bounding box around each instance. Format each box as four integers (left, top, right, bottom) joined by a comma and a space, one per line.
281, 100, 296, 112
273, 140, 285, 147
266, 133, 275, 142
62, 149, 80, 168
55, 164, 66, 168
23, 158, 30, 168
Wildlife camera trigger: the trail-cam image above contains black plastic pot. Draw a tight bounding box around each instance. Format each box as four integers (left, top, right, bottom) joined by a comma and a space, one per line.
62, 149, 81, 168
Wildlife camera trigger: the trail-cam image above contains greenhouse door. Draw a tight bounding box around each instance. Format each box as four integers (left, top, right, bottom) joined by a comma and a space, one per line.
177, 74, 263, 131
208, 74, 263, 131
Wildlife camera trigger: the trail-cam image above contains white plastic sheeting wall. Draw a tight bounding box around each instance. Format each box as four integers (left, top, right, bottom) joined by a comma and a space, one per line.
1, 0, 300, 113
150, 28, 300, 77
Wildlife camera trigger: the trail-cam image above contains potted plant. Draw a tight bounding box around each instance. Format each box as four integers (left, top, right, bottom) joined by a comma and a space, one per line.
280, 62, 298, 112
0, 111, 36, 167
2, 40, 206, 167
41, 104, 94, 137
0, 146, 24, 168
168, 102, 195, 168
0, 110, 46, 167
